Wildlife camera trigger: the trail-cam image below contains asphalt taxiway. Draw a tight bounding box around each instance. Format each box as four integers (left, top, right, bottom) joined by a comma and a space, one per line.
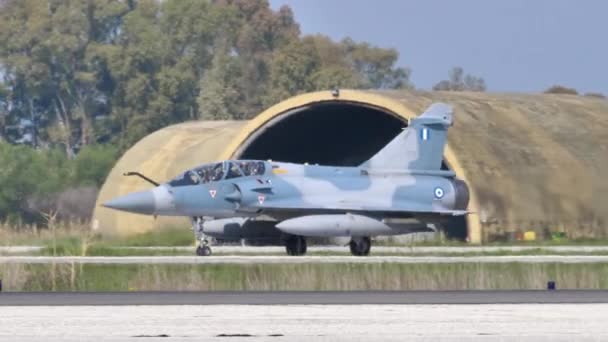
5, 245, 608, 254
2, 255, 608, 264
1, 290, 608, 306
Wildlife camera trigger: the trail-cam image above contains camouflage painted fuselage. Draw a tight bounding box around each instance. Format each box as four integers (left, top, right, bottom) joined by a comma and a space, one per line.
104, 103, 470, 239
168, 161, 467, 220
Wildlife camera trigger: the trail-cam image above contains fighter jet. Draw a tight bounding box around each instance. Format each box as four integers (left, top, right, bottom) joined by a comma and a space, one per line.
103, 103, 469, 256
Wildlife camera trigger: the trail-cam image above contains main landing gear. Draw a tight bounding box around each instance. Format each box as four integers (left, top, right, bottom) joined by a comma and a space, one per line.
349, 237, 371, 256
285, 235, 307, 256
192, 217, 212, 256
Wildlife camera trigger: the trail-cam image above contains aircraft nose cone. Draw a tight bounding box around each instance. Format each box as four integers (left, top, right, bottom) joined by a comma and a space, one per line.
103, 190, 156, 214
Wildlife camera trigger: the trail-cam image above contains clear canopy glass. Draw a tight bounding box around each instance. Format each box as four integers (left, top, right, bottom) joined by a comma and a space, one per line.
168, 160, 266, 187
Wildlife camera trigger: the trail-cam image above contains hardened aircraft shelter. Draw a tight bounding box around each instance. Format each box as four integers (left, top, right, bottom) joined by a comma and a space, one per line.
94, 90, 608, 243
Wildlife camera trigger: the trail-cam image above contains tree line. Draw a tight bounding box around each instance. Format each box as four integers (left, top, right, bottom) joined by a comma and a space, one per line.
0, 0, 416, 224
0, 143, 117, 223
0, 0, 491, 225
0, 0, 414, 155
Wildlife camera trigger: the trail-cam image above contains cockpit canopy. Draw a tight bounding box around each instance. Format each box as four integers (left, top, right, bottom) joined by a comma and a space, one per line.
169, 160, 266, 187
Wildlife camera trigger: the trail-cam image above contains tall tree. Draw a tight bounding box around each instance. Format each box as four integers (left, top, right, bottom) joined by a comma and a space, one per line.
197, 48, 241, 120
341, 38, 412, 89
1, 0, 414, 148
263, 40, 320, 106
225, 1, 301, 117
0, 0, 130, 155
0, 81, 8, 142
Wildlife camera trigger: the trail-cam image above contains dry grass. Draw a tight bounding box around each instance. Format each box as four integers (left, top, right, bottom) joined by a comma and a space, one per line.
0, 222, 194, 256
0, 221, 94, 249
1, 263, 607, 292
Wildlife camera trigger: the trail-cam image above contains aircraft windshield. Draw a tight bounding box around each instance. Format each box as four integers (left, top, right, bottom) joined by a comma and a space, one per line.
169, 170, 200, 187
194, 162, 225, 183
225, 162, 243, 179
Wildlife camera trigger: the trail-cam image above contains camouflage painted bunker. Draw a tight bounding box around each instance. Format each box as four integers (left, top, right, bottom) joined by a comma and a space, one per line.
94, 90, 608, 243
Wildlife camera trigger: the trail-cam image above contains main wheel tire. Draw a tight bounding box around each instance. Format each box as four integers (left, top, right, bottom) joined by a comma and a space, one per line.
349, 237, 371, 256
196, 245, 212, 256
285, 236, 307, 256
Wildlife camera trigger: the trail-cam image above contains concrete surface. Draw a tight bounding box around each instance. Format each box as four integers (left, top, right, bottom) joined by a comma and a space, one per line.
3, 254, 608, 264
1, 304, 607, 341
0, 246, 43, 254
2, 291, 608, 306
111, 245, 608, 253
5, 245, 608, 255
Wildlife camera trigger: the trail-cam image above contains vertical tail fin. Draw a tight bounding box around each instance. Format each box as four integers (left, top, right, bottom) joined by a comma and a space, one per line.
360, 103, 453, 171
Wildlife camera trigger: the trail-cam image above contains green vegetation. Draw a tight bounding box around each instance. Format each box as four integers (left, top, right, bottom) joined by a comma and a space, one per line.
544, 85, 579, 95
1, 262, 607, 291
107, 227, 194, 247
432, 67, 486, 92
584, 92, 606, 99
1, 221, 191, 249
0, 0, 412, 225
35, 227, 194, 256
0, 143, 118, 223
0, 0, 410, 151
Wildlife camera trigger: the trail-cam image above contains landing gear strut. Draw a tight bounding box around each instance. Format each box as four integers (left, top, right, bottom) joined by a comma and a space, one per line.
349, 237, 371, 256
285, 235, 307, 256
192, 217, 212, 256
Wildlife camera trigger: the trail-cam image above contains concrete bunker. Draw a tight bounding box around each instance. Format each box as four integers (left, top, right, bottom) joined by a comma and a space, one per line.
237, 102, 404, 165
94, 90, 475, 241
95, 89, 608, 243
227, 100, 468, 240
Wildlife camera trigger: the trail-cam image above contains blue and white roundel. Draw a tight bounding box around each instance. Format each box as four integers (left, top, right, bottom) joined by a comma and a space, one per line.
434, 187, 445, 199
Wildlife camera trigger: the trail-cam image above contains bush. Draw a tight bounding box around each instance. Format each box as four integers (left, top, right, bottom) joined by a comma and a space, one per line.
0, 143, 118, 223
432, 67, 486, 92
584, 92, 606, 99
544, 85, 578, 95
26, 186, 99, 222
73, 145, 119, 187
0, 144, 68, 222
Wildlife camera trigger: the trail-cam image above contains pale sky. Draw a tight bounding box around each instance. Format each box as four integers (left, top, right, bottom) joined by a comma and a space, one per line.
269, 0, 608, 94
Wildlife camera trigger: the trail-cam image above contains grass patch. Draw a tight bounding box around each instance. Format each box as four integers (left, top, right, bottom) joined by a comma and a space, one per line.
32, 226, 193, 256
85, 246, 193, 256
1, 262, 608, 291
1, 223, 193, 250
104, 226, 193, 247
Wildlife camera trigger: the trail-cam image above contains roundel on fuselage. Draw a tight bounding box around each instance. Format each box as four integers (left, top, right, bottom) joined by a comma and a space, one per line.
434, 187, 445, 199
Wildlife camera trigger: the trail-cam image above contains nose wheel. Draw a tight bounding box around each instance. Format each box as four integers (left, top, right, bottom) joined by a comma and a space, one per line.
285, 235, 307, 256
192, 217, 213, 257
349, 237, 371, 256
196, 245, 212, 256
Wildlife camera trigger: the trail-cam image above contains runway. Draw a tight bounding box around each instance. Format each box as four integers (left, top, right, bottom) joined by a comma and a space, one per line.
2, 254, 608, 264
2, 290, 608, 306
2, 303, 608, 341
123, 245, 608, 253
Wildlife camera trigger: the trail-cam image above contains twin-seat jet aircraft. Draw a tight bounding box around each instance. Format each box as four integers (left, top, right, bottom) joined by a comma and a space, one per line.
104, 103, 470, 256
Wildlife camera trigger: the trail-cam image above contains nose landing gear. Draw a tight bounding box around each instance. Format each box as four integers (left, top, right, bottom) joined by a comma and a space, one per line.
193, 217, 212, 256
196, 244, 212, 256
